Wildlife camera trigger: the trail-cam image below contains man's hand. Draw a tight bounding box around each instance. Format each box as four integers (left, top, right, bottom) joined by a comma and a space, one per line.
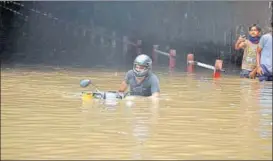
148, 92, 159, 99
257, 66, 264, 75
151, 92, 160, 98
117, 92, 125, 99
248, 67, 258, 79
249, 70, 257, 79
118, 81, 128, 93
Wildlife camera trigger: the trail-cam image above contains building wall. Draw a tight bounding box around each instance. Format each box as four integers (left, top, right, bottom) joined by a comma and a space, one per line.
1, 1, 272, 66
93, 1, 271, 44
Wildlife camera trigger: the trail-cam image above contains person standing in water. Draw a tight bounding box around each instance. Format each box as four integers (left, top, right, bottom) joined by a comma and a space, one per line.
256, 21, 273, 81
235, 24, 262, 79
118, 54, 160, 98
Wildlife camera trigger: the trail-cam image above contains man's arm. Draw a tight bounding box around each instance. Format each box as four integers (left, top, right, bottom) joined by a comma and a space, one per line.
257, 35, 266, 66
249, 66, 258, 79
150, 75, 160, 98
118, 81, 128, 92
257, 46, 262, 66
118, 71, 131, 93
256, 36, 265, 75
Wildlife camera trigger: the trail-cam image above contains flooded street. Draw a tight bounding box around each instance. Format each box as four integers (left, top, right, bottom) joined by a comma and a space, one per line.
1, 65, 272, 160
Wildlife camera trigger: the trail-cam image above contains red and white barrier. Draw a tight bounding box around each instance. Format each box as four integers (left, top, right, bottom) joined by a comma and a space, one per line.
187, 53, 194, 73
187, 53, 224, 78
152, 45, 176, 71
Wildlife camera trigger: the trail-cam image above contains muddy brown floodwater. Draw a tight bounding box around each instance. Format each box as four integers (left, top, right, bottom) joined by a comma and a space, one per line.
1, 65, 272, 160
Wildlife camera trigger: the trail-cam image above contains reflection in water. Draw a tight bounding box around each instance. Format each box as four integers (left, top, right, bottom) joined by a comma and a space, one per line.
239, 79, 272, 155
1, 66, 272, 160
257, 83, 272, 140
131, 100, 159, 159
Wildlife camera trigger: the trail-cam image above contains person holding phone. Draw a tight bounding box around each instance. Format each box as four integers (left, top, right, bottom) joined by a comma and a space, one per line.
235, 24, 262, 79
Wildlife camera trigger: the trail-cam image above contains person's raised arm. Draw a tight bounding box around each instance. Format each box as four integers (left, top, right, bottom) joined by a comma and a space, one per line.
235, 35, 247, 50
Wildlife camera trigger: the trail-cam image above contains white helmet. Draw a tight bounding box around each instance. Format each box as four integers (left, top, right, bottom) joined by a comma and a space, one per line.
133, 54, 152, 77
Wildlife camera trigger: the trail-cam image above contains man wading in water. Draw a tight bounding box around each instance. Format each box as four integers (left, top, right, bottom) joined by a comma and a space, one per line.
256, 21, 273, 81
118, 54, 160, 98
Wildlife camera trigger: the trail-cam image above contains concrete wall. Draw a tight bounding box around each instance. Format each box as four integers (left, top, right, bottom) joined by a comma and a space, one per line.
92, 1, 271, 43
1, 1, 272, 67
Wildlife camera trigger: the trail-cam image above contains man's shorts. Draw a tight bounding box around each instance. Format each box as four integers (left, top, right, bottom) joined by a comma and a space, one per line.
258, 64, 273, 82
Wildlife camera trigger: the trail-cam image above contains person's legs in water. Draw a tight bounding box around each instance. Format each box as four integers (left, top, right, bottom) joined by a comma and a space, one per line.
258, 64, 273, 81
